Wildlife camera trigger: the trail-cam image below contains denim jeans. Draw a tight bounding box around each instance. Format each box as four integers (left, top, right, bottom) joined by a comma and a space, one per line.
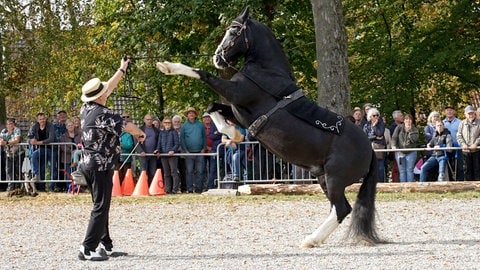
376, 158, 385, 182
395, 151, 417, 182
185, 155, 205, 192
206, 155, 218, 190
31, 147, 58, 184
420, 155, 447, 182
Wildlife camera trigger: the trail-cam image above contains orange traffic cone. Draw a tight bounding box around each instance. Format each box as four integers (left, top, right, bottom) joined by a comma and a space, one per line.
112, 170, 122, 197
149, 169, 166, 196
121, 169, 135, 196
132, 170, 150, 196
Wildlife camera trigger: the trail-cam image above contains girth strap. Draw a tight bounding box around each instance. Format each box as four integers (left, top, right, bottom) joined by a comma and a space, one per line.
248, 89, 304, 137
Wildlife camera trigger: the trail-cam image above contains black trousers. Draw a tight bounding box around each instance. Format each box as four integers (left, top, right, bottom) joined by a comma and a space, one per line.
463, 151, 480, 181
82, 169, 114, 251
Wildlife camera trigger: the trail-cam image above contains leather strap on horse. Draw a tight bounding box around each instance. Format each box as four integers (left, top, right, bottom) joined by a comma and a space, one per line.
248, 89, 304, 137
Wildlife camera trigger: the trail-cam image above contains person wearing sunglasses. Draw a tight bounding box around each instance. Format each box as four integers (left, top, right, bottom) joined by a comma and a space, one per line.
155, 117, 180, 194
363, 107, 386, 182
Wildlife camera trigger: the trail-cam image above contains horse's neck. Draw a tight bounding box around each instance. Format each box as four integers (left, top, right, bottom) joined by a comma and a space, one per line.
241, 59, 298, 98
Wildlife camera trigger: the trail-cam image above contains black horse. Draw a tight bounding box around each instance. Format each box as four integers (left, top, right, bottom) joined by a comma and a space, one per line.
157, 7, 381, 247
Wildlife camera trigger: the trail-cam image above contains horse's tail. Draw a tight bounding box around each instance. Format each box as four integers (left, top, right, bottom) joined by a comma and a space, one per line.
349, 150, 382, 244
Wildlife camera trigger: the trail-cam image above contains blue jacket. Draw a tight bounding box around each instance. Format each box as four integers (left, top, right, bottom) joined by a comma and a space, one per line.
209, 123, 223, 153
157, 128, 180, 153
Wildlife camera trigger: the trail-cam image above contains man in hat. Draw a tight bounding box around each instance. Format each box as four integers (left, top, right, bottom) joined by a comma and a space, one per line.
443, 105, 464, 180
180, 107, 206, 193
78, 56, 145, 261
457, 105, 480, 181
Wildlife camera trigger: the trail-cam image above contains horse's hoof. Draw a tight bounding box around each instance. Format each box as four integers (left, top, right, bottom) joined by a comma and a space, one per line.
300, 238, 317, 248
156, 62, 170, 74
300, 241, 315, 248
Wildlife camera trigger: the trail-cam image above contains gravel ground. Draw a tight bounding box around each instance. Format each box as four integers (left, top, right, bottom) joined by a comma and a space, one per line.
0, 193, 479, 270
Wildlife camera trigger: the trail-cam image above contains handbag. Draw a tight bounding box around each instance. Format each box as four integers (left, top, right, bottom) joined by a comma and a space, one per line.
371, 142, 385, 160
71, 170, 87, 186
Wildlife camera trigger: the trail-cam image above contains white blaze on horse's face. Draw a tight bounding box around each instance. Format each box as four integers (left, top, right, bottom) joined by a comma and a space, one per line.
213, 34, 229, 69
213, 21, 246, 70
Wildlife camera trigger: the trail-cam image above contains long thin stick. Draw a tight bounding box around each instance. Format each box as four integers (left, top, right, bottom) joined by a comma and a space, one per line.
119, 141, 141, 170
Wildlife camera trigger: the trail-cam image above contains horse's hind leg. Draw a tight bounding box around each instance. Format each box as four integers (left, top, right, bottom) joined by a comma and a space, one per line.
301, 177, 352, 248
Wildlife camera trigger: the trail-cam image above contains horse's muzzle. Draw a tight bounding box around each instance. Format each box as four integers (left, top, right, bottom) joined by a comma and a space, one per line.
213, 53, 228, 69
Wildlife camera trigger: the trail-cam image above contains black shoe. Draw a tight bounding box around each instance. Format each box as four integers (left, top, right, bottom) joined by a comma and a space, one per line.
78, 245, 108, 261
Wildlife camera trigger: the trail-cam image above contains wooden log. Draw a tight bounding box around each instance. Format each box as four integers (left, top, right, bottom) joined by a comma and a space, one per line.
237, 181, 480, 195
237, 184, 323, 195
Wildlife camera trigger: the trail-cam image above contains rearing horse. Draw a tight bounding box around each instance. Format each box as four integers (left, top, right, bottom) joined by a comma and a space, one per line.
157, 7, 382, 247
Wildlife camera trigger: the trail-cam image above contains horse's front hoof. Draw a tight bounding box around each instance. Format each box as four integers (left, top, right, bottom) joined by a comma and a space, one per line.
156, 62, 171, 74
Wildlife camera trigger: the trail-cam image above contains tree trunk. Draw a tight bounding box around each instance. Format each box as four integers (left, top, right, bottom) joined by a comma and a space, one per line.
311, 0, 351, 115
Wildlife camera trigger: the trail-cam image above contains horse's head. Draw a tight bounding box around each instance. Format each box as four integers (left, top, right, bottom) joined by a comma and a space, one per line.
213, 7, 250, 69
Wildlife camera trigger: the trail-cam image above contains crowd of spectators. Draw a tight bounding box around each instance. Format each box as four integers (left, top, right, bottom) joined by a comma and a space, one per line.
2, 101, 479, 196
352, 103, 478, 182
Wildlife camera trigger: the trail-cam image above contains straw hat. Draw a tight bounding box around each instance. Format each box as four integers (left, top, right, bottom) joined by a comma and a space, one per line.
81, 78, 108, 102
184, 107, 198, 117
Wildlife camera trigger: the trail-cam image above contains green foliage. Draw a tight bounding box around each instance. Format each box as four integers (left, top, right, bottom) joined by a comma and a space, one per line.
344, 0, 480, 124
0, 0, 478, 128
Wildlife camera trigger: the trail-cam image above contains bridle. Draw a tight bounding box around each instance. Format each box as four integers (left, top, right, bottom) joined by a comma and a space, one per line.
216, 20, 249, 62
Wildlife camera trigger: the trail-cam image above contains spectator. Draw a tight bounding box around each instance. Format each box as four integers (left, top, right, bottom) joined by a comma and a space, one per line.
50, 110, 68, 191
391, 114, 419, 182
78, 57, 145, 261
138, 114, 159, 186
180, 107, 206, 193
0, 121, 6, 191
443, 105, 464, 180
388, 110, 404, 183
153, 118, 161, 130
352, 107, 363, 127
424, 111, 441, 157
420, 120, 452, 182
54, 110, 68, 141
222, 119, 247, 182
156, 117, 180, 194
73, 116, 82, 135
456, 105, 480, 181
28, 112, 57, 190
363, 107, 386, 182
205, 113, 223, 190
172, 114, 186, 193
202, 113, 220, 190
0, 118, 25, 193
361, 103, 372, 127
59, 119, 82, 191
118, 112, 135, 184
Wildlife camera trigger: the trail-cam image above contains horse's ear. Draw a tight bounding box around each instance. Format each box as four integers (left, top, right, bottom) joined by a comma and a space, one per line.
239, 6, 250, 22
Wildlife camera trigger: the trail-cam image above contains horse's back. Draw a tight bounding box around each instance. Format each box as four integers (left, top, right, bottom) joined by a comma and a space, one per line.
254, 109, 372, 177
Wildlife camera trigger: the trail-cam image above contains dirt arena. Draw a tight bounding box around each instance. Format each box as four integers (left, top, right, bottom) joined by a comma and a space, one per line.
0, 193, 478, 269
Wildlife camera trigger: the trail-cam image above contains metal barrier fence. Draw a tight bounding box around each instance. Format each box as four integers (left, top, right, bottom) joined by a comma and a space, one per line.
0, 142, 78, 191
215, 141, 316, 188
0, 140, 466, 191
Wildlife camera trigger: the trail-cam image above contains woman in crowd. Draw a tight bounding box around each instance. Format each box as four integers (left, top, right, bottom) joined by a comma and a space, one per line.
391, 114, 419, 182
363, 107, 386, 182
